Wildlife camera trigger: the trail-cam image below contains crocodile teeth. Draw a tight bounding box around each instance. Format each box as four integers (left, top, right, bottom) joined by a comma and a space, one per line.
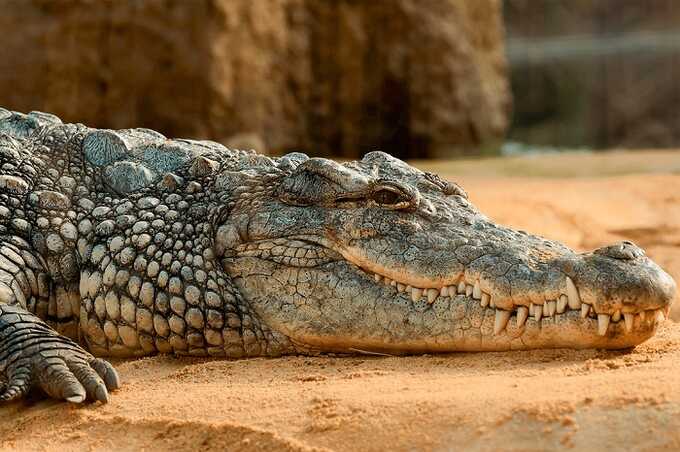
597, 314, 610, 336
639, 311, 646, 321
384, 278, 393, 286
411, 287, 423, 302
494, 309, 511, 334
542, 302, 550, 317
427, 288, 439, 304
465, 284, 473, 297
534, 304, 543, 321
374, 274, 382, 282
390, 279, 397, 287
529, 303, 535, 316
472, 281, 482, 299
516, 306, 529, 328
440, 286, 448, 297
656, 309, 666, 322
547, 300, 556, 317
581, 303, 590, 318
457, 281, 466, 294
566, 277, 582, 309
624, 313, 634, 333
397, 283, 406, 293
612, 310, 621, 322
480, 292, 490, 308
405, 285, 413, 294
557, 295, 567, 314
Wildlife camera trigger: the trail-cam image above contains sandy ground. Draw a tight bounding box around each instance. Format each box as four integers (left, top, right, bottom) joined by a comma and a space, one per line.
2, 150, 679, 452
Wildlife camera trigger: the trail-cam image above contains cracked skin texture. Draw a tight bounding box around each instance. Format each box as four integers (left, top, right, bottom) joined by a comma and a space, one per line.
0, 108, 675, 405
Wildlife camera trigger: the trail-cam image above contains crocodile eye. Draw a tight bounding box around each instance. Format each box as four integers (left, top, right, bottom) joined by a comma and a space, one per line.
372, 188, 402, 206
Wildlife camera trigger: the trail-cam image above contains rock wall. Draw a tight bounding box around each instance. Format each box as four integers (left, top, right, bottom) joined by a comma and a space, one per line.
0, 0, 509, 158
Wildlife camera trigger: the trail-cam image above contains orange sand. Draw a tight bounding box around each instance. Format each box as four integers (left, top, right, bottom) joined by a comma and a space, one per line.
1, 151, 679, 451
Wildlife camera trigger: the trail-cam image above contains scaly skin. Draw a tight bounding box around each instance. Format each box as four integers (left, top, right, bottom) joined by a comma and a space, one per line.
0, 108, 675, 404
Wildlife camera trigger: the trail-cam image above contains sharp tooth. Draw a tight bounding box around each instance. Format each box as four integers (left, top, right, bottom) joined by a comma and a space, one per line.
406, 285, 413, 294
529, 303, 535, 316
384, 278, 393, 286
374, 274, 382, 282
447, 285, 456, 296
427, 288, 439, 304
547, 300, 556, 317
411, 287, 423, 302
480, 293, 490, 308
397, 283, 406, 293
465, 285, 473, 297
557, 295, 567, 314
623, 313, 634, 333
516, 306, 529, 327
440, 286, 448, 297
457, 281, 466, 294
494, 309, 511, 335
597, 314, 610, 336
542, 303, 549, 317
581, 303, 590, 318
534, 304, 543, 322
656, 309, 666, 322
639, 311, 646, 322
566, 277, 582, 309
473, 281, 482, 299
612, 310, 621, 322
390, 279, 397, 287
489, 298, 496, 308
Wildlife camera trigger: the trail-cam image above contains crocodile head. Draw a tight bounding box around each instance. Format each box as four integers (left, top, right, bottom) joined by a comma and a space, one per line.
217, 151, 676, 353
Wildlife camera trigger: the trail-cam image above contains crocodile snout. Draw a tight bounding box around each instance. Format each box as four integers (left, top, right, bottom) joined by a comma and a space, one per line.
573, 241, 676, 319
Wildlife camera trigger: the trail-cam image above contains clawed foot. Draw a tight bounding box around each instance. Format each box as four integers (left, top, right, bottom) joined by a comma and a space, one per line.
0, 309, 120, 404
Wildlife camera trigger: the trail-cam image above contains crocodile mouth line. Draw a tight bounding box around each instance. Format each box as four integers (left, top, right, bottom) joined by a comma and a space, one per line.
233, 238, 669, 337
363, 267, 668, 336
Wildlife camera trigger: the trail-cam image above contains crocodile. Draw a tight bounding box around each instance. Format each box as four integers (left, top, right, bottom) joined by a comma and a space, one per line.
0, 108, 675, 404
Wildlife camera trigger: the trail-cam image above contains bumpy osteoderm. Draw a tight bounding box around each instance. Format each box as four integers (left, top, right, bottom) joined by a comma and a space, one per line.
0, 108, 676, 403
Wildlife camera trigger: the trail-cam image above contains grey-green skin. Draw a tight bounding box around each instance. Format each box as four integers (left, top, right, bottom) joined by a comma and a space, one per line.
0, 108, 675, 404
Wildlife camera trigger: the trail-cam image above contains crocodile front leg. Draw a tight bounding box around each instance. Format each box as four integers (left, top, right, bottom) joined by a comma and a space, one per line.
0, 305, 119, 402
0, 240, 119, 403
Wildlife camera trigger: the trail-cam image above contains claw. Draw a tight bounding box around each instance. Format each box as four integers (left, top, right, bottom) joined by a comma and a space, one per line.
65, 394, 86, 404
38, 361, 87, 403
0, 365, 31, 402
90, 358, 121, 391
95, 385, 109, 403
62, 380, 87, 404
68, 361, 110, 403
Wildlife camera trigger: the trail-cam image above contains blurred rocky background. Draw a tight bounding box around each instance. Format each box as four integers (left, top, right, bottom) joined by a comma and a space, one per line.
505, 0, 680, 150
3, 0, 680, 157
0, 0, 509, 158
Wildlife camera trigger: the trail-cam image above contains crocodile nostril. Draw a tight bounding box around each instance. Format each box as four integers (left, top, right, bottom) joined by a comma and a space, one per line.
594, 241, 646, 260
